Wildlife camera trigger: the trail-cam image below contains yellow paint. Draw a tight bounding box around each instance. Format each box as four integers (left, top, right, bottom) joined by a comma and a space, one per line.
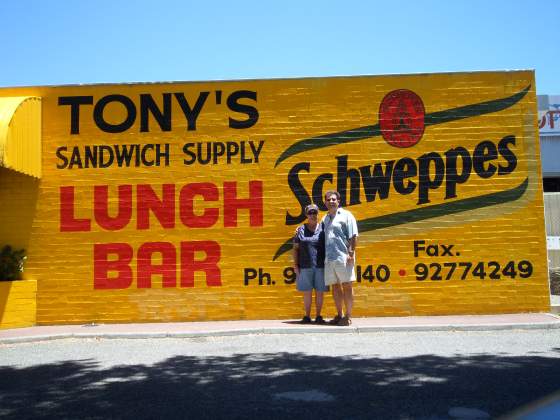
0, 96, 41, 178
0, 167, 40, 251
0, 71, 550, 325
0, 280, 37, 329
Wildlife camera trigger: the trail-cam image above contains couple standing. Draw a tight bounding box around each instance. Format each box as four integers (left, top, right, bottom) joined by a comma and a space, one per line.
292, 190, 358, 326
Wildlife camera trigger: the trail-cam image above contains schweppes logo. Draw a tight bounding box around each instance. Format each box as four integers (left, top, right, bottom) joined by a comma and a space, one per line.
273, 85, 531, 259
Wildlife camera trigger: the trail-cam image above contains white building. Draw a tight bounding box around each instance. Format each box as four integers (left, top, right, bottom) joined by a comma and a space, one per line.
539, 95, 560, 270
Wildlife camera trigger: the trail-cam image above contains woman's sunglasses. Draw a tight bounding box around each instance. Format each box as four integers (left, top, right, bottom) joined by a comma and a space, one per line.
307, 211, 318, 215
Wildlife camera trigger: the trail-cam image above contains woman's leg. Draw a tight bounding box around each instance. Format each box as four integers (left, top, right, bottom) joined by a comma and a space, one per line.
303, 290, 312, 317
315, 291, 324, 316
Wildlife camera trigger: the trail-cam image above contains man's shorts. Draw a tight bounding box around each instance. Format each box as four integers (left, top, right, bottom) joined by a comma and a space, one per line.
324, 259, 356, 286
297, 267, 328, 292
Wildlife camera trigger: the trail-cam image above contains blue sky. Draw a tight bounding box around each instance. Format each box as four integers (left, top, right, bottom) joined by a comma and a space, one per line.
1, 1, 558, 92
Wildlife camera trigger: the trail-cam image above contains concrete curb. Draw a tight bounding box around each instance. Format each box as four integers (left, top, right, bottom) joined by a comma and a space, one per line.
356, 322, 560, 333
2, 315, 560, 344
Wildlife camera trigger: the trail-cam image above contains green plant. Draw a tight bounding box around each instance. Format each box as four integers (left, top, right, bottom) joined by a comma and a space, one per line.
0, 245, 27, 281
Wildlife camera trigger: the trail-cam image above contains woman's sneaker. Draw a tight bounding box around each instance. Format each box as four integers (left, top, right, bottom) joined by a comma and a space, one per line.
301, 316, 312, 324
328, 315, 342, 325
314, 315, 326, 324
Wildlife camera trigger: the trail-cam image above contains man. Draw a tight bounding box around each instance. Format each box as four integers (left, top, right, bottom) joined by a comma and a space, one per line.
322, 190, 358, 326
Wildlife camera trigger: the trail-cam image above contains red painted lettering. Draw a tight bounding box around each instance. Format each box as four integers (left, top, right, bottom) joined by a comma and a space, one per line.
94, 243, 133, 289
94, 185, 133, 230
136, 184, 175, 229
61, 181, 264, 232
60, 186, 91, 231
223, 180, 263, 227
180, 241, 221, 287
179, 183, 220, 228
137, 242, 177, 288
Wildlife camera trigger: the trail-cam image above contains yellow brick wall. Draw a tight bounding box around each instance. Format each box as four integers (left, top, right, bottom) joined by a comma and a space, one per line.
0, 167, 39, 250
0, 71, 550, 325
0, 280, 37, 329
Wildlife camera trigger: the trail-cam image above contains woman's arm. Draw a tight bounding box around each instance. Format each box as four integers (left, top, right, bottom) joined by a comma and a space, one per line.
292, 243, 300, 275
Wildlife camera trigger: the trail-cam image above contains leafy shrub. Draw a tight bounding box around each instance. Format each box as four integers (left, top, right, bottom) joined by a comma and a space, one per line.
0, 246, 26, 281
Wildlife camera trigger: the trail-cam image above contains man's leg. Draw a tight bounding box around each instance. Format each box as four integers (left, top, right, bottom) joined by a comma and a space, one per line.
325, 262, 343, 324
341, 282, 353, 319
332, 284, 343, 317
336, 260, 356, 325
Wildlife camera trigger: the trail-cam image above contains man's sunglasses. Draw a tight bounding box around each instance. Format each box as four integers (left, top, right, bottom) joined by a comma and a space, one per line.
307, 210, 318, 215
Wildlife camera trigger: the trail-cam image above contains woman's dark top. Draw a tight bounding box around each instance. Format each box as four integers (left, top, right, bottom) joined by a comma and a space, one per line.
293, 223, 325, 268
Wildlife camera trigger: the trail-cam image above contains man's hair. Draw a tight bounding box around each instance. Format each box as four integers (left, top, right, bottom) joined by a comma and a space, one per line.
324, 190, 340, 201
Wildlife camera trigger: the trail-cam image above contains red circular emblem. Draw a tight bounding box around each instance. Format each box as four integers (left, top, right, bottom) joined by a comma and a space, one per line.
379, 89, 425, 148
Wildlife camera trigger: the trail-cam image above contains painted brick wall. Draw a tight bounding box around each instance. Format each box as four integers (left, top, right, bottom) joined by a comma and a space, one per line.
0, 71, 550, 325
0, 167, 39, 251
0, 280, 37, 329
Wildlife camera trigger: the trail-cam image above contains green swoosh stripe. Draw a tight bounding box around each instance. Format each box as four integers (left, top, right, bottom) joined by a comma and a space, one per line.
272, 177, 528, 260
274, 85, 531, 167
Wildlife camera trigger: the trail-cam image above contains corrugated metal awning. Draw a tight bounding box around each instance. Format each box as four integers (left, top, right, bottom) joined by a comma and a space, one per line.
0, 96, 41, 178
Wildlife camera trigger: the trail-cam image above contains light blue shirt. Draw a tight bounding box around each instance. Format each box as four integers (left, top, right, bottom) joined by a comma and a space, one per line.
322, 207, 358, 263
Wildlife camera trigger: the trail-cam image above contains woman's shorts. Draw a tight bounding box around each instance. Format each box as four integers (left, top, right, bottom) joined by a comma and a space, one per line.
324, 259, 356, 286
297, 267, 328, 292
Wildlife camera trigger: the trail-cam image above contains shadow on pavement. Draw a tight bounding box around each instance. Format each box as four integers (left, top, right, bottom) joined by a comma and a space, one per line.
1, 350, 560, 419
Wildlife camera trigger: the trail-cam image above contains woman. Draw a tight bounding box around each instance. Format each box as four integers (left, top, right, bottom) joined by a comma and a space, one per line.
292, 203, 328, 324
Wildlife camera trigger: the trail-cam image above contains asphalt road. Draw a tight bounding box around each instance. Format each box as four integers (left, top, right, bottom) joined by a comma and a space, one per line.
1, 329, 560, 419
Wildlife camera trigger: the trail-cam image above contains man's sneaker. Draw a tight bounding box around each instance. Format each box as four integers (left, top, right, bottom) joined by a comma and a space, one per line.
338, 316, 352, 326
328, 315, 342, 325
314, 315, 326, 324
301, 316, 312, 324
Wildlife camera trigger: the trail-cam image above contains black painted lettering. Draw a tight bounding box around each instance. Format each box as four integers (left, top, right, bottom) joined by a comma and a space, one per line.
58, 96, 94, 134
360, 161, 395, 201
85, 146, 98, 168
414, 240, 425, 257
473, 140, 498, 178
497, 135, 517, 175
94, 95, 137, 133
312, 173, 334, 211
155, 144, 170, 166
392, 158, 417, 195
226, 142, 239, 164
337, 155, 361, 206
56, 146, 69, 169
212, 142, 226, 164
286, 162, 312, 225
141, 144, 155, 166
444, 146, 472, 199
228, 90, 259, 129
174, 92, 209, 131
69, 147, 83, 169
99, 145, 115, 168
249, 140, 264, 163
182, 143, 196, 165
417, 152, 444, 205
115, 144, 137, 167
140, 93, 172, 132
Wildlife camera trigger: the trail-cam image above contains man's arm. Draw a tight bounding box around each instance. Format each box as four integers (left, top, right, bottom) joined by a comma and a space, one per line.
347, 211, 358, 262
347, 235, 357, 262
